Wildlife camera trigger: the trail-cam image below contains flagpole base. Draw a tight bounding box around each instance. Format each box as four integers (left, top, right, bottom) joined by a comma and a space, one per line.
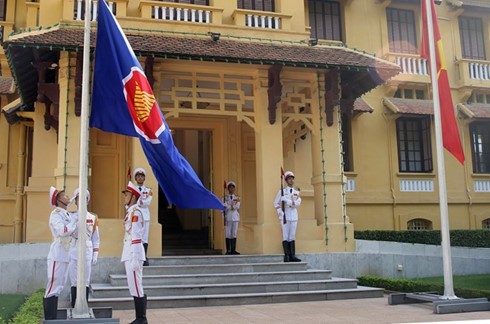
389, 292, 490, 314
43, 307, 119, 323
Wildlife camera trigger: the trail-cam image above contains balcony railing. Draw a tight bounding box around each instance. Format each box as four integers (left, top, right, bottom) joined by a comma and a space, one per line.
233, 9, 291, 31
140, 1, 222, 24
394, 55, 428, 75
73, 0, 116, 21
468, 61, 490, 81
474, 180, 490, 192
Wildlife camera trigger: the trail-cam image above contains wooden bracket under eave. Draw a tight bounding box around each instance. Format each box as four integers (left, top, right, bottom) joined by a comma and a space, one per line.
33, 59, 60, 133
268, 64, 283, 124
145, 57, 155, 88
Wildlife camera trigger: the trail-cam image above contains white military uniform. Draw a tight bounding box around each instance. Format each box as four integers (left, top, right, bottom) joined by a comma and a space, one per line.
136, 184, 152, 244
68, 211, 100, 287
122, 203, 146, 297
45, 207, 78, 298
274, 186, 302, 241
223, 194, 240, 239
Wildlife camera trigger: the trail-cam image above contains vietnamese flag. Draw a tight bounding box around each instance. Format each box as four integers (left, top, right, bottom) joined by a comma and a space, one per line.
420, 0, 464, 165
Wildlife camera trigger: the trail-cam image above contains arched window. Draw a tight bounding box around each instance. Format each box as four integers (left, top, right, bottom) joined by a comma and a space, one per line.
482, 218, 490, 229
407, 218, 432, 230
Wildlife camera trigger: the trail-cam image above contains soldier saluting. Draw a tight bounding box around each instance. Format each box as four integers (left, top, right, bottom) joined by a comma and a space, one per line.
43, 186, 78, 320
122, 181, 148, 324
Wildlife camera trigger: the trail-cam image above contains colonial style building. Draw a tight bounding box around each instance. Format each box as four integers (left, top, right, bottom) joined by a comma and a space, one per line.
0, 0, 488, 258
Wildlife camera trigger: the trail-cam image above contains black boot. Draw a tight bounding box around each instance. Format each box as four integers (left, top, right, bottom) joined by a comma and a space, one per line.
230, 238, 240, 255
43, 295, 58, 320
143, 243, 149, 266
86, 286, 90, 302
70, 286, 77, 308
225, 238, 231, 255
130, 296, 148, 324
289, 240, 301, 262
282, 240, 290, 262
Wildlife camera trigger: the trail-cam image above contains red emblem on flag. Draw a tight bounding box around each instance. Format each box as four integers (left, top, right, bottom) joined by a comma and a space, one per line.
123, 67, 165, 142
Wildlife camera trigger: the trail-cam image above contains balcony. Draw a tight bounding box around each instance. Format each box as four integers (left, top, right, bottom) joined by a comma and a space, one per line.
384, 53, 430, 84
139, 1, 222, 25
232, 9, 291, 31
73, 0, 117, 21
456, 58, 490, 89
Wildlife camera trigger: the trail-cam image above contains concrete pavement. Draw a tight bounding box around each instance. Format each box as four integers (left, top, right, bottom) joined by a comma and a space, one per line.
112, 295, 490, 323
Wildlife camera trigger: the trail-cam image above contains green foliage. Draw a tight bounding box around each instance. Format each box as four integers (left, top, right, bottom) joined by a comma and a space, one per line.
0, 294, 26, 322
358, 275, 490, 300
354, 230, 490, 248
8, 289, 44, 324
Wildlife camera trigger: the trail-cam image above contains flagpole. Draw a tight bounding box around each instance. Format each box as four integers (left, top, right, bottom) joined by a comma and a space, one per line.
73, 0, 92, 317
425, 0, 457, 300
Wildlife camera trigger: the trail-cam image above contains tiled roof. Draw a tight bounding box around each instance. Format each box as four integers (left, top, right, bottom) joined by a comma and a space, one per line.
353, 98, 374, 113
5, 27, 400, 78
461, 0, 490, 9
383, 97, 434, 115
457, 103, 490, 118
0, 76, 16, 94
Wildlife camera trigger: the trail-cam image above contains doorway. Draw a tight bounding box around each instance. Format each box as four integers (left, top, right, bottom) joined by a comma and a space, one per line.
158, 128, 219, 255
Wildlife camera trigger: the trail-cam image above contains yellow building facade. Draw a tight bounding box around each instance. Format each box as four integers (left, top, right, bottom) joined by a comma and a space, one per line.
0, 0, 488, 258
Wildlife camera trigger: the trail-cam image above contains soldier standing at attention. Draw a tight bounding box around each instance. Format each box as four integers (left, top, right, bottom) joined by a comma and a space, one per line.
223, 181, 240, 255
68, 188, 100, 308
133, 168, 152, 266
274, 171, 302, 262
44, 186, 78, 320
122, 181, 148, 324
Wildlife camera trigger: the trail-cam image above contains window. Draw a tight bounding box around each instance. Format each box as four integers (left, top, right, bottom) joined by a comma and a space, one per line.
483, 218, 490, 229
309, 0, 342, 41
467, 92, 490, 104
470, 122, 490, 174
407, 219, 432, 230
394, 88, 426, 100
341, 114, 353, 172
459, 16, 486, 60
0, 0, 5, 43
396, 117, 432, 172
386, 8, 417, 54
237, 0, 274, 12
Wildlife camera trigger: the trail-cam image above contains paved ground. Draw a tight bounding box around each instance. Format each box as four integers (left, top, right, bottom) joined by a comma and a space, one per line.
112, 296, 490, 323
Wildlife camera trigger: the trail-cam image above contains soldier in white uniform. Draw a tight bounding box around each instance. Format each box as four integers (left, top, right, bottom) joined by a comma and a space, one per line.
122, 181, 148, 324
44, 186, 78, 320
133, 167, 152, 266
68, 188, 100, 308
274, 171, 302, 262
223, 181, 240, 255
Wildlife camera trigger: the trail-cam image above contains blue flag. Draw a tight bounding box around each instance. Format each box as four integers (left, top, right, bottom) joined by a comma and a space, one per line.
90, 0, 223, 210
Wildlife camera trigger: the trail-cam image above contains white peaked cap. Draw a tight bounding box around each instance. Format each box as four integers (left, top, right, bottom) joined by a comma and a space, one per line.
226, 181, 236, 188
133, 167, 146, 178
72, 188, 91, 203
284, 171, 295, 179
49, 186, 60, 207
122, 181, 141, 199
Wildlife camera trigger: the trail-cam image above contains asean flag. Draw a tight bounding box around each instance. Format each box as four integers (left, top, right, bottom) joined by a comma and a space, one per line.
90, 0, 223, 210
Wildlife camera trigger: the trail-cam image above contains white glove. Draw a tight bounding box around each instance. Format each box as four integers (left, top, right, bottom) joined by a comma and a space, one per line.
130, 255, 142, 272
277, 209, 284, 219
92, 252, 98, 265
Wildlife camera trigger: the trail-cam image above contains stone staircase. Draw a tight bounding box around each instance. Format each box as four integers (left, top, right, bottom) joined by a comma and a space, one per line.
88, 255, 383, 310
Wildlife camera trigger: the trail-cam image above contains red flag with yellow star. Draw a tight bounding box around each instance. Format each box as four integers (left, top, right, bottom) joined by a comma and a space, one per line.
421, 0, 464, 165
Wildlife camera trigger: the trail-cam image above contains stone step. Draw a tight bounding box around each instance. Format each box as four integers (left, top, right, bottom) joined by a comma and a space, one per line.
146, 254, 286, 265
88, 286, 384, 310
161, 249, 222, 256
91, 278, 358, 298
109, 270, 332, 286
139, 262, 308, 275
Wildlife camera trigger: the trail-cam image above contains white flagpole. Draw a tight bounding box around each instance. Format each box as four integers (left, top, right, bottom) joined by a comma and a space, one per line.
73, 0, 92, 317
424, 0, 457, 300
